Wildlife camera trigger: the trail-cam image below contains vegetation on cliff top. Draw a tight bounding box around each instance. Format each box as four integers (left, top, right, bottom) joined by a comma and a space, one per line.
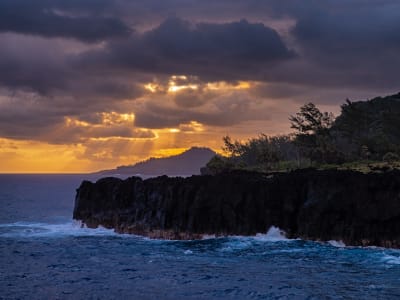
203, 92, 400, 174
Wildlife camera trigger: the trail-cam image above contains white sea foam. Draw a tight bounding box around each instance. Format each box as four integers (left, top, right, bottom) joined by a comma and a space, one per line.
221, 239, 253, 251
201, 234, 216, 240
0, 221, 117, 238
381, 253, 400, 265
265, 248, 303, 254
217, 227, 291, 252
254, 226, 289, 242
327, 240, 346, 248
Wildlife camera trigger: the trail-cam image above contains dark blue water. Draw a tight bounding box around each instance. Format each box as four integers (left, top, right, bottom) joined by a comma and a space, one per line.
1, 175, 400, 299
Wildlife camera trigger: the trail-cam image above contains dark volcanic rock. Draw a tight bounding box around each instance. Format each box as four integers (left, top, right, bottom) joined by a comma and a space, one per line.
73, 169, 400, 247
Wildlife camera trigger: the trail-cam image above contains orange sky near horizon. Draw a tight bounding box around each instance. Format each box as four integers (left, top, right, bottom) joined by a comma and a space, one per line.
0, 78, 307, 173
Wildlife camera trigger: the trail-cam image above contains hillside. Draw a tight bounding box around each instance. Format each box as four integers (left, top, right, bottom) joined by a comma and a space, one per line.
206, 92, 400, 174
332, 92, 400, 157
95, 147, 216, 177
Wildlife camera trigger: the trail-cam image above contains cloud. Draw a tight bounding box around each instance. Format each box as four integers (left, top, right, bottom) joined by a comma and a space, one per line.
173, 88, 214, 108
286, 1, 400, 89
134, 90, 269, 129
0, 0, 131, 42
0, 90, 153, 143
292, 4, 400, 58
0, 33, 71, 94
0, 32, 147, 101
0, 0, 400, 161
77, 17, 295, 82
75, 137, 154, 163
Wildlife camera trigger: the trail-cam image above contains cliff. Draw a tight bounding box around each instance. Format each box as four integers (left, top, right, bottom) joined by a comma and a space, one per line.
73, 169, 400, 248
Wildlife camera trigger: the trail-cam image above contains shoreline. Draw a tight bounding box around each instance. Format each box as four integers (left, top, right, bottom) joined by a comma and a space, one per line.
74, 169, 400, 249
84, 222, 400, 249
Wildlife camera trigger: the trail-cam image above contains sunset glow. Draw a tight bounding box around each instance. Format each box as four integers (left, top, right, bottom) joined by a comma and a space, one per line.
1, 4, 399, 300
0, 1, 397, 173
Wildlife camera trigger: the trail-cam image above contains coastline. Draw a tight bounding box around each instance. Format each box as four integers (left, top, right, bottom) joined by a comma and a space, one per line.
74, 169, 400, 248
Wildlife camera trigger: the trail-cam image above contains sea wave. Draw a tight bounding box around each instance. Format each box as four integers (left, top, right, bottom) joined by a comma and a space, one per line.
0, 221, 117, 238
327, 240, 346, 248
380, 253, 400, 265
255, 226, 290, 242
217, 226, 294, 252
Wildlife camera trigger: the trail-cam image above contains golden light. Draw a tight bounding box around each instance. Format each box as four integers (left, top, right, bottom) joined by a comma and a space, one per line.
144, 83, 160, 93
206, 81, 253, 90
179, 121, 204, 132
0, 137, 89, 173
168, 128, 181, 133
144, 76, 201, 93
66, 113, 135, 129
153, 147, 188, 158
65, 117, 90, 127
168, 85, 198, 93
87, 134, 158, 142
167, 75, 199, 93
143, 75, 254, 95
101, 112, 135, 125
171, 75, 188, 80
120, 113, 135, 122
236, 81, 252, 89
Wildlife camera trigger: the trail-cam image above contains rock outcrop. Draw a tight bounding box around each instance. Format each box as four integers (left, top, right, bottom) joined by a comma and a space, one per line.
73, 169, 400, 248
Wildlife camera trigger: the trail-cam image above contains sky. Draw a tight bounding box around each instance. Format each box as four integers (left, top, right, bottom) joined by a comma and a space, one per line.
0, 0, 399, 173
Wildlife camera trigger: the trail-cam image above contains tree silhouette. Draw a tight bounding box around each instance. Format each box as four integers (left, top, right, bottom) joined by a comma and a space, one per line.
289, 102, 334, 135
289, 103, 338, 163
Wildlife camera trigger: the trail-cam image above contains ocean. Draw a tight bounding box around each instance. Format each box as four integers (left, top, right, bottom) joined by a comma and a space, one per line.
0, 174, 399, 299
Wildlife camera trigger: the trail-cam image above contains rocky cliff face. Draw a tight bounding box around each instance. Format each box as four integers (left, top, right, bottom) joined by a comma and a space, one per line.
73, 169, 400, 248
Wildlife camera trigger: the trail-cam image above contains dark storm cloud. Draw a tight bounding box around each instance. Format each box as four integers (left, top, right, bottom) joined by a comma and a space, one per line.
0, 96, 65, 140
0, 0, 131, 42
4, 1, 398, 96
145, 18, 292, 62
77, 17, 295, 81
292, 5, 400, 60
0, 36, 69, 94
0, 33, 146, 100
285, 2, 400, 90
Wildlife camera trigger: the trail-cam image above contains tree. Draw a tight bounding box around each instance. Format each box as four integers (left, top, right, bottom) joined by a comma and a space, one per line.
220, 134, 288, 171
333, 97, 400, 159
222, 136, 244, 157
289, 103, 339, 164
289, 102, 334, 135
201, 155, 234, 175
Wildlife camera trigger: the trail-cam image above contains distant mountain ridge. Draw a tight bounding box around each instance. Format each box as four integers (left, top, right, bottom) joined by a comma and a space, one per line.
95, 147, 216, 176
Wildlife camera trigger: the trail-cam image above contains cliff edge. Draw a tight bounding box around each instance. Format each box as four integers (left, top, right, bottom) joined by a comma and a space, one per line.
73, 169, 400, 248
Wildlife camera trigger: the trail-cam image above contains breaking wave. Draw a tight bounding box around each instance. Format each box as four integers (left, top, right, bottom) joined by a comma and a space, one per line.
0, 221, 117, 238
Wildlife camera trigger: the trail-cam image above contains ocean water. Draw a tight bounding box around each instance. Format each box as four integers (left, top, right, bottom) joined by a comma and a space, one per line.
1, 175, 400, 299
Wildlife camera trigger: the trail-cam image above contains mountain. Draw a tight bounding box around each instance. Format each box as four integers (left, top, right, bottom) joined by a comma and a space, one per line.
95, 147, 216, 177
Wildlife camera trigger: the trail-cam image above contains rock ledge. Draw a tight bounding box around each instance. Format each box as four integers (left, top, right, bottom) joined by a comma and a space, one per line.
73, 169, 400, 248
